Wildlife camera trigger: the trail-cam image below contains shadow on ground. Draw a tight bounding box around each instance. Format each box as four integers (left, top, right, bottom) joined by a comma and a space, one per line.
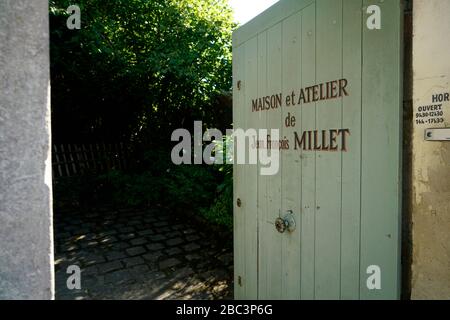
54, 206, 233, 300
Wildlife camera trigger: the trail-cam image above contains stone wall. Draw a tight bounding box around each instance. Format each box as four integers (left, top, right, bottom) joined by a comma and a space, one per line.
0, 0, 54, 299
411, 0, 450, 299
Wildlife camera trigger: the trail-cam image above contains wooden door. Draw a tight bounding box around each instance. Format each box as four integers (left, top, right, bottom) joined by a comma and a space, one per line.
233, 0, 403, 300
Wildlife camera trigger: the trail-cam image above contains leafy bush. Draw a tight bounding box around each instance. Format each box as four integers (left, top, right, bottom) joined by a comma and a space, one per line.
53, 173, 106, 209
164, 165, 217, 210
198, 135, 233, 230
54, 145, 233, 232
50, 0, 235, 144
98, 170, 164, 207
200, 170, 232, 230
55, 166, 217, 207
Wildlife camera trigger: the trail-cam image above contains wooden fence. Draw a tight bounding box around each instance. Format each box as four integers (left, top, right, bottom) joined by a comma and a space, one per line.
52, 143, 129, 179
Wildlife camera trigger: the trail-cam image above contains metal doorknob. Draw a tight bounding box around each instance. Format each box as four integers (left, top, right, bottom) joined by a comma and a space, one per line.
275, 211, 296, 233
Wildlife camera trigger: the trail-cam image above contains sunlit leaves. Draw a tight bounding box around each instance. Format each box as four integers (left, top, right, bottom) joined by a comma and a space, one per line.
49, 0, 235, 144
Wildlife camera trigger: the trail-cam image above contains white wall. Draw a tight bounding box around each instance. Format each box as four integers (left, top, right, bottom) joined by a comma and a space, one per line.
411, 0, 450, 299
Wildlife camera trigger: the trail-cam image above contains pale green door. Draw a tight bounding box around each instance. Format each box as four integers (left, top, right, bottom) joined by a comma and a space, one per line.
233, 0, 403, 300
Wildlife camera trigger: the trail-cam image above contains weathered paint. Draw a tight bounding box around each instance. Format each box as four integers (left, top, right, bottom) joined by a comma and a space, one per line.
411, 0, 450, 300
233, 0, 403, 300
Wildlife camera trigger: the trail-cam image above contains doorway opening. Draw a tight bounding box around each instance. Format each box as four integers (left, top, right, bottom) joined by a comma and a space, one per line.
49, 0, 234, 300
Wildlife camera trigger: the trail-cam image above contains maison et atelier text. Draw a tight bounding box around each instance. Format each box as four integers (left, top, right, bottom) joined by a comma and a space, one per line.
250, 78, 351, 152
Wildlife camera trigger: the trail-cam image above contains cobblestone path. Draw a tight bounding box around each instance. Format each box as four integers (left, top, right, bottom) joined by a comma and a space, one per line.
54, 207, 233, 300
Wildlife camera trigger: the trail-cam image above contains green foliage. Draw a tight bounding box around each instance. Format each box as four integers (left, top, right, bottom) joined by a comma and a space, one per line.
95, 164, 216, 208
200, 170, 233, 230
99, 170, 164, 207
55, 163, 233, 230
212, 134, 233, 175
49, 0, 235, 143
164, 164, 217, 209
53, 174, 99, 208
55, 163, 217, 208
50, 1, 236, 231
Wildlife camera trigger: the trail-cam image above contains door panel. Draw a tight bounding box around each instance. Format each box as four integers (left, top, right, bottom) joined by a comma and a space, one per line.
281, 11, 303, 300
256, 30, 269, 299
259, 22, 283, 300
299, 3, 317, 300
233, 41, 246, 299
341, 0, 363, 300
314, 0, 344, 299
233, 0, 403, 300
360, 0, 403, 300
243, 36, 259, 299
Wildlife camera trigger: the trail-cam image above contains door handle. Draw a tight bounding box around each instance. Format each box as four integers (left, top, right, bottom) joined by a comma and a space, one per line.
275, 211, 296, 233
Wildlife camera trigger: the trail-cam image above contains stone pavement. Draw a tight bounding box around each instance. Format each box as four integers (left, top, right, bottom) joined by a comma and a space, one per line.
54, 206, 233, 300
